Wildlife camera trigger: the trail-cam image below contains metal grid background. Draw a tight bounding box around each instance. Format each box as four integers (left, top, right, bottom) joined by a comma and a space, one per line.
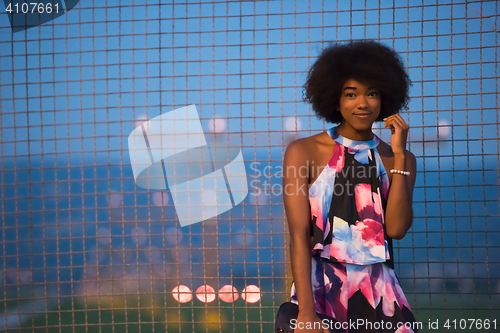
0, 0, 499, 332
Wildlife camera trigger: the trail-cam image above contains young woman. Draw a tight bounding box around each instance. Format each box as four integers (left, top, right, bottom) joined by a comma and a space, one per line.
282, 40, 418, 333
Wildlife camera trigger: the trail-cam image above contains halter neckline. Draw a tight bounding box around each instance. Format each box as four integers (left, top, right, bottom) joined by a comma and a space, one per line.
327, 127, 380, 150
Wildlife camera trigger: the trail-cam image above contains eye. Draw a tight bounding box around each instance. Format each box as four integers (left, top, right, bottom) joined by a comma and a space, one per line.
345, 93, 355, 98
368, 91, 379, 97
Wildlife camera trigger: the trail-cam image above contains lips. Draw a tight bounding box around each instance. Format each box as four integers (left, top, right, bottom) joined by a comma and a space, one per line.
353, 113, 372, 118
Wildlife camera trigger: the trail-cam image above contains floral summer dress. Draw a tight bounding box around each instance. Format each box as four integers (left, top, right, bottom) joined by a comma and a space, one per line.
290, 127, 417, 333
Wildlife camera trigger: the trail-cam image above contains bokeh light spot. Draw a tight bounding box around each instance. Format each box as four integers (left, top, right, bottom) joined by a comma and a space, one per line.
172, 285, 192, 303
241, 285, 261, 303
218, 285, 239, 303
196, 285, 216, 303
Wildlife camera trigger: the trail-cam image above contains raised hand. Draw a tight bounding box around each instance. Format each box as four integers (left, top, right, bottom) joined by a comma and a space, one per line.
383, 114, 409, 155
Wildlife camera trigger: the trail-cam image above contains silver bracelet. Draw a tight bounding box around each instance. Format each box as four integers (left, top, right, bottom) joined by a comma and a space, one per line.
390, 169, 410, 176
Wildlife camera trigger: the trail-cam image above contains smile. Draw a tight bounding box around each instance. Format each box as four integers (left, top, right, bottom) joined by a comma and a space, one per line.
353, 113, 372, 118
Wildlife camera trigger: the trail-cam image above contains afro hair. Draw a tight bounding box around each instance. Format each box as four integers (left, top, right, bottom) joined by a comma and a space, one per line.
303, 40, 411, 124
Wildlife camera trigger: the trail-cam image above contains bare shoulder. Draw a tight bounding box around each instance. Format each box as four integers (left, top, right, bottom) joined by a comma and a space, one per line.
285, 131, 331, 159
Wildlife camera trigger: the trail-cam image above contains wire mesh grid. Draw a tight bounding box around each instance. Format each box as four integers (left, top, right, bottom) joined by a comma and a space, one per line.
0, 0, 498, 332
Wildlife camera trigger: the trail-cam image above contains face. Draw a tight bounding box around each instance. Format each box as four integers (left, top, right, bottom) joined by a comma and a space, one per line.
338, 79, 381, 131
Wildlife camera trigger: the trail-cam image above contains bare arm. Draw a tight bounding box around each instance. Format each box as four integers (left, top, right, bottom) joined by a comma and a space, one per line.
283, 141, 327, 333
383, 114, 417, 239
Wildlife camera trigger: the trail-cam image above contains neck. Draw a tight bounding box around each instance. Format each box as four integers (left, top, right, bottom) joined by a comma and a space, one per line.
336, 122, 374, 141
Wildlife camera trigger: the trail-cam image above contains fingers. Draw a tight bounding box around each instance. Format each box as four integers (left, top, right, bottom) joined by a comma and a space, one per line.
383, 114, 408, 126
383, 114, 409, 131
383, 114, 409, 154
392, 116, 407, 130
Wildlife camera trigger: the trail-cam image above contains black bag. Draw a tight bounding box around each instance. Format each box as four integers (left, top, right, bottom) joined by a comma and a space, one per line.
274, 302, 346, 333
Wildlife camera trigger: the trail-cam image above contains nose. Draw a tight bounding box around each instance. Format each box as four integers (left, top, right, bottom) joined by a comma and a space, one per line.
357, 95, 368, 109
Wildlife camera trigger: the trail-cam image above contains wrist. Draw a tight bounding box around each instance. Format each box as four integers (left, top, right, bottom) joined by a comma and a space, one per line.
297, 308, 318, 319
296, 294, 315, 312
393, 150, 406, 159
393, 151, 406, 165
297, 298, 316, 313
